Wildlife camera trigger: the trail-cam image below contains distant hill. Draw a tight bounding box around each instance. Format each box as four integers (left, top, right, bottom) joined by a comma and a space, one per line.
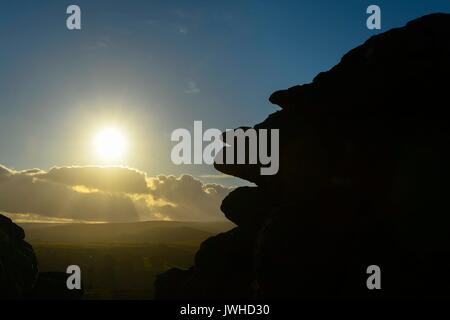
20, 221, 235, 246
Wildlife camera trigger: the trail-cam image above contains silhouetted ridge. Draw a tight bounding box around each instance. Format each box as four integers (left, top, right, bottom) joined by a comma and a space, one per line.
155, 13, 450, 299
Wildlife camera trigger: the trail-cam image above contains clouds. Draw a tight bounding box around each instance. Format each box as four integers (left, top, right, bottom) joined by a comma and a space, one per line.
0, 165, 13, 181
177, 25, 189, 35
37, 166, 149, 194
146, 175, 232, 221
0, 165, 232, 223
184, 81, 200, 94
0, 166, 138, 223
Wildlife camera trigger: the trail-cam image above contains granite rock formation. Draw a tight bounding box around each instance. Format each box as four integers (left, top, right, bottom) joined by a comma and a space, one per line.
0, 214, 83, 299
155, 13, 450, 299
0, 214, 38, 298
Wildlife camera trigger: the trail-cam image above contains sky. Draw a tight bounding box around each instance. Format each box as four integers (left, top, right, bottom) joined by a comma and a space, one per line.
0, 1, 449, 222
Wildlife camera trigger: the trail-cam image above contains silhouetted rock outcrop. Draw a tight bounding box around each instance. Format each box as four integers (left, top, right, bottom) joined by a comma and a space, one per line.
0, 214, 83, 299
155, 13, 450, 299
0, 214, 38, 298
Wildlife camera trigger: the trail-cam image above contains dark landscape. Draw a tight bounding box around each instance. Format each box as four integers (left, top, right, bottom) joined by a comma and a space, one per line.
22, 221, 233, 299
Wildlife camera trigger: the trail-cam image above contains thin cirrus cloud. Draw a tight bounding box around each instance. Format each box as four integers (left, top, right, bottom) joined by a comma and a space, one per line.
184, 81, 200, 94
0, 164, 233, 223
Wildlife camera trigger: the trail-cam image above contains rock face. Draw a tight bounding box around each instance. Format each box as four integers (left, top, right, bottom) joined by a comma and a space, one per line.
0, 214, 38, 298
155, 13, 450, 299
0, 214, 83, 299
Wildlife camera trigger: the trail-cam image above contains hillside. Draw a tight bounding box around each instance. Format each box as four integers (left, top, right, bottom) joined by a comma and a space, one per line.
21, 221, 235, 245
15, 220, 234, 299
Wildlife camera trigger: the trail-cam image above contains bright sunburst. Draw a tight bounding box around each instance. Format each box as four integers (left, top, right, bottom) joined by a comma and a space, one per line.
94, 128, 127, 162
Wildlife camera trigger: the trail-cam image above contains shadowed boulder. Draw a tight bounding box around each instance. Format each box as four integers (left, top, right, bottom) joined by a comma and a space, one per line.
0, 214, 84, 299
220, 187, 276, 229
0, 214, 38, 298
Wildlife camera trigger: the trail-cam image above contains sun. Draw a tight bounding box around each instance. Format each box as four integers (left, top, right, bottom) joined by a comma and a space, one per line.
94, 128, 127, 162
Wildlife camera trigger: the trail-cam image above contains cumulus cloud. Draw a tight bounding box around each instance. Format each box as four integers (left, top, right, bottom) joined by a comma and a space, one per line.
37, 166, 149, 194
0, 167, 138, 223
145, 175, 232, 221
0, 165, 232, 223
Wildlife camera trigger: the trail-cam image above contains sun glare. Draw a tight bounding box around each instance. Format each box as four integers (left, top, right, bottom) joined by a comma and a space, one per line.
94, 128, 127, 162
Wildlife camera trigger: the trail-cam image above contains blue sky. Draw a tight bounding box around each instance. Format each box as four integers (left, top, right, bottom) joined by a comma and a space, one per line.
0, 0, 449, 184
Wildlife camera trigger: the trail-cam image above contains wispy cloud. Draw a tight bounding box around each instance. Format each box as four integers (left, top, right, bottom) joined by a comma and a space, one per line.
184, 81, 200, 94
177, 25, 189, 34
